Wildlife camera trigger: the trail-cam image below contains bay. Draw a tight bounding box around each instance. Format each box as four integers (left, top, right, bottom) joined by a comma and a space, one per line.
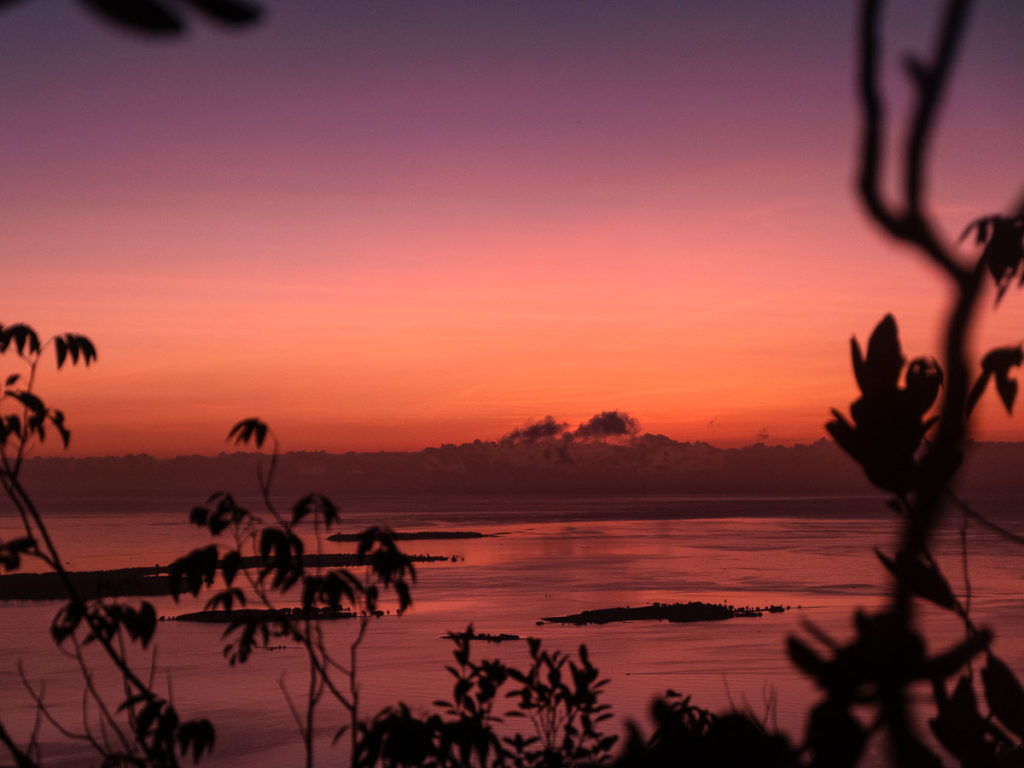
1, 493, 1022, 766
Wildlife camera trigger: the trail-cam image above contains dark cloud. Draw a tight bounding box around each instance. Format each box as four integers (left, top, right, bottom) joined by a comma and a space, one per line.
502, 416, 568, 444
573, 410, 640, 439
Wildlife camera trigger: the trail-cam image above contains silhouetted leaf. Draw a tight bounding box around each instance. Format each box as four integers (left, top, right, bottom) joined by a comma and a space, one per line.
184, 0, 261, 24
205, 588, 245, 612
875, 549, 958, 611
135, 699, 162, 741
922, 629, 991, 679
0, 536, 34, 571
208, 494, 247, 535
292, 492, 338, 527
227, 418, 268, 448
394, 580, 412, 613
969, 345, 1024, 415
258, 528, 303, 590
852, 315, 904, 395
221, 550, 241, 587
905, 357, 942, 415
177, 718, 216, 763
117, 692, 151, 714
55, 337, 67, 369
3, 415, 20, 441
9, 390, 45, 415
169, 545, 219, 600
995, 373, 1018, 413
826, 409, 859, 454
787, 636, 826, 683
116, 602, 158, 648
51, 601, 84, 644
962, 216, 991, 245
80, 0, 183, 33
930, 675, 990, 763
829, 316, 943, 495
222, 617, 271, 665
63, 334, 97, 366
0, 324, 40, 356
983, 653, 1024, 739
963, 215, 1024, 300
48, 409, 70, 448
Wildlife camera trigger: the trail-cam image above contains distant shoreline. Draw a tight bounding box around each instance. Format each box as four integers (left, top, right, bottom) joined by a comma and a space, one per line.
16, 438, 1024, 502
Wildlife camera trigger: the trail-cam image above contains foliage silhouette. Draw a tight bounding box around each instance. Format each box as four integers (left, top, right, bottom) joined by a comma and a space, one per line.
0, 0, 262, 36
0, 324, 215, 767
614, 690, 796, 768
171, 418, 416, 768
357, 629, 618, 768
783, 0, 1024, 765
5, 0, 1024, 766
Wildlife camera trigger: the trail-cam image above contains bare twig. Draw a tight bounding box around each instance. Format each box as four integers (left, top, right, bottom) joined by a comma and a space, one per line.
0, 719, 38, 768
18, 663, 97, 749
858, 0, 972, 280
280, 675, 307, 738
950, 492, 1024, 546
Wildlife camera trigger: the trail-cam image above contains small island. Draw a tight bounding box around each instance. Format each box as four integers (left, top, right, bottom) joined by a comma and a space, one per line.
327, 531, 490, 542
540, 601, 789, 626
443, 630, 520, 643
171, 607, 366, 623
0, 552, 453, 601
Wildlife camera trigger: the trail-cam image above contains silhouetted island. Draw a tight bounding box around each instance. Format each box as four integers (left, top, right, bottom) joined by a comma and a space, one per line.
0, 552, 453, 601
171, 607, 368, 623
443, 630, 520, 643
540, 601, 786, 625
327, 530, 489, 542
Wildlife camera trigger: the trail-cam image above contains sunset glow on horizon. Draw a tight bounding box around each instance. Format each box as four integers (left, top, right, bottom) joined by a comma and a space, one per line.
4, 1, 1024, 457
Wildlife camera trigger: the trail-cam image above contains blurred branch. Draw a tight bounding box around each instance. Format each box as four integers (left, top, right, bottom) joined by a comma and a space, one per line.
855, 1, 981, 764
857, 0, 972, 281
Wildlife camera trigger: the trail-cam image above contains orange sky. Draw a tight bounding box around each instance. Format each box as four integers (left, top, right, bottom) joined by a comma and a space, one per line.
3, 2, 1024, 457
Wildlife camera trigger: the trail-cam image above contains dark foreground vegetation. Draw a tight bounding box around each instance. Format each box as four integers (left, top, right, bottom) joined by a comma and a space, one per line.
3, 1, 1024, 767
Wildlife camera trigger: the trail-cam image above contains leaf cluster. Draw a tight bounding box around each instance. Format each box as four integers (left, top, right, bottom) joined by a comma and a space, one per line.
358, 629, 618, 768
827, 315, 943, 494
54, 0, 262, 36
116, 693, 214, 767
0, 536, 35, 572
171, 420, 416, 669
614, 690, 796, 768
962, 215, 1024, 303
1, 325, 97, 452
51, 599, 158, 649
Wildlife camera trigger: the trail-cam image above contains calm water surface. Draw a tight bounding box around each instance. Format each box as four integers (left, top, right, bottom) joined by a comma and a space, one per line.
1, 494, 1022, 766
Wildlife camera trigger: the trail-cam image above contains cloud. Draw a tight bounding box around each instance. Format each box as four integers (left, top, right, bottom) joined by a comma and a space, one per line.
573, 410, 640, 439
502, 416, 569, 444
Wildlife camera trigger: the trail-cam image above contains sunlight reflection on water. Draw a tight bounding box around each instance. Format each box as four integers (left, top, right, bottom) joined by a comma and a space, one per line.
1, 494, 1022, 766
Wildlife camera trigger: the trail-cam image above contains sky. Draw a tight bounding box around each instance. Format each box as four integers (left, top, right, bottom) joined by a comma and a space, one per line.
2, 0, 1024, 457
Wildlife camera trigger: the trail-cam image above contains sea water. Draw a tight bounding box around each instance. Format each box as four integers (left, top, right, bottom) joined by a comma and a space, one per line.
1, 494, 1022, 766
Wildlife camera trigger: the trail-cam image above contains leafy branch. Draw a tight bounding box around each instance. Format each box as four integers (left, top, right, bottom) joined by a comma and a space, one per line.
0, 324, 213, 768
171, 418, 415, 768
